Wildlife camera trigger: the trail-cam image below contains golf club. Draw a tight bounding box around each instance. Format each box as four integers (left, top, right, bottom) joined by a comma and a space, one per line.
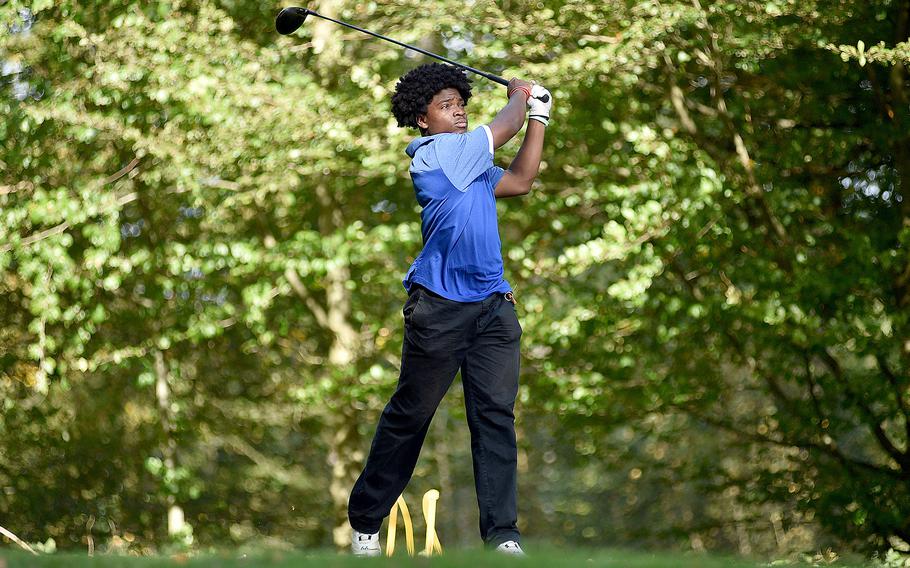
275, 6, 549, 102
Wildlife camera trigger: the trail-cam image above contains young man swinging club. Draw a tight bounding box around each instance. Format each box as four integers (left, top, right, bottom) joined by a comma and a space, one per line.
347, 62, 552, 556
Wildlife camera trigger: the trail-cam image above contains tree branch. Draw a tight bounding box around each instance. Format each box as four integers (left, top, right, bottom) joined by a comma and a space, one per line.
284, 266, 329, 329
667, 262, 908, 481
211, 432, 317, 491
689, 0, 789, 246
1, 156, 141, 254
0, 181, 34, 196
671, 83, 698, 134
0, 192, 138, 254
687, 406, 904, 480
802, 352, 830, 430
102, 157, 141, 185
818, 348, 909, 470
876, 353, 910, 448
86, 315, 240, 371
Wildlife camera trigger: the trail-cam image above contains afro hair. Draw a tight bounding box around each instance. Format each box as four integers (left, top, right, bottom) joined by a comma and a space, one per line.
391, 63, 472, 132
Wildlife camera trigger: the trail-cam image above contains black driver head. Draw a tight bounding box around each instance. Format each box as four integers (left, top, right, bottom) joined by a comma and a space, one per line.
275, 7, 310, 35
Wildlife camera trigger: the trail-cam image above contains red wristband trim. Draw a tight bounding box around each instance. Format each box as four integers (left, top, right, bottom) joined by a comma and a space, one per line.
507, 86, 532, 100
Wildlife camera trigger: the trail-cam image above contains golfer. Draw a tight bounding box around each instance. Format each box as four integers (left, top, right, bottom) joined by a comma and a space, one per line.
348, 62, 551, 557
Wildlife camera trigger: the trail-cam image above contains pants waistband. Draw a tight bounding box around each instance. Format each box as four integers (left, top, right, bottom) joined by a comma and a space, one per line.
413, 285, 515, 305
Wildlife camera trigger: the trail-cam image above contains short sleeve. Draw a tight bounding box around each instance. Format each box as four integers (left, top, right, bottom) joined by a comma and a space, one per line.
488, 165, 506, 189
433, 125, 495, 191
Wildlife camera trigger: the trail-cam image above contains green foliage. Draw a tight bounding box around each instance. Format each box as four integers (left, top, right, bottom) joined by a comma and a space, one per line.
2, 0, 909, 558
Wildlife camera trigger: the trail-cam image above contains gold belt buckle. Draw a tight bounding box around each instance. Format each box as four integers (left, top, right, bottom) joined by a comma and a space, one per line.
504, 291, 516, 305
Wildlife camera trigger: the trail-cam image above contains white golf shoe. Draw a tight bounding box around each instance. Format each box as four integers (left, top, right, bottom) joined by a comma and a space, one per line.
351, 530, 381, 557
495, 540, 525, 556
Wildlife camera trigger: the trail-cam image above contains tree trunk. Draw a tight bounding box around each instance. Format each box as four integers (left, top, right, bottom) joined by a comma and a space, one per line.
328, 408, 364, 547
324, 259, 365, 548
434, 407, 455, 543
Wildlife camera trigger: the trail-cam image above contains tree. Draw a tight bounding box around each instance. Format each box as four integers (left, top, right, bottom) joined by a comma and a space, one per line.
2, 0, 908, 555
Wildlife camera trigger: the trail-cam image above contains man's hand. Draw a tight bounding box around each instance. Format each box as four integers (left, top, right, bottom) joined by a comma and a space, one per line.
506, 78, 534, 102
528, 85, 552, 127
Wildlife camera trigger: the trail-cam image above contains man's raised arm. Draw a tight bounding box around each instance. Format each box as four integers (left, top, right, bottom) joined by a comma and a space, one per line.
489, 78, 535, 149
495, 84, 553, 198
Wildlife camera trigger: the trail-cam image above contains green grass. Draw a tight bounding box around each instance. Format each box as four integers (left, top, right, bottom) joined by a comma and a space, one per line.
0, 547, 874, 568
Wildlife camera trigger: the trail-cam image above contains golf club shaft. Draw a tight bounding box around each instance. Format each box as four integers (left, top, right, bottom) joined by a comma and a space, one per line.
304, 9, 509, 87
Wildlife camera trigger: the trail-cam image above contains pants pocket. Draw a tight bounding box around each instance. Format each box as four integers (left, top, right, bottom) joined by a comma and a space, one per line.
403, 287, 424, 325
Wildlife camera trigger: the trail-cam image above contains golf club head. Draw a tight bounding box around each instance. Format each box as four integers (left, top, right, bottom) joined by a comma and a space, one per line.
275, 7, 309, 35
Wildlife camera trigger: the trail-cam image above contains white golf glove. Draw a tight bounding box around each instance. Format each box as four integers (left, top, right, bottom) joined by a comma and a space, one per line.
528, 84, 552, 127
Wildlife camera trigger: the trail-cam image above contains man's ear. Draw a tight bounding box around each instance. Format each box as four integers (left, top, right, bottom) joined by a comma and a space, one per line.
416, 114, 428, 130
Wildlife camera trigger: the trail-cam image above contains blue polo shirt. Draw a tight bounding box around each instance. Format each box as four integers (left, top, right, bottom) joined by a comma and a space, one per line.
402, 124, 512, 302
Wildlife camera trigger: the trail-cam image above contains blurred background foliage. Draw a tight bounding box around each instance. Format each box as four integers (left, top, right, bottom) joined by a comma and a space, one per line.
1, 0, 909, 559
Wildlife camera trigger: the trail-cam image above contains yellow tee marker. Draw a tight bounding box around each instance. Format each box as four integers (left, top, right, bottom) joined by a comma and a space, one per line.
386, 495, 415, 556
385, 489, 443, 557
421, 489, 443, 556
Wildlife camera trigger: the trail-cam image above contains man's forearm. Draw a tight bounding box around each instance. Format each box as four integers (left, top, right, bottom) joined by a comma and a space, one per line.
507, 120, 546, 181
489, 93, 528, 147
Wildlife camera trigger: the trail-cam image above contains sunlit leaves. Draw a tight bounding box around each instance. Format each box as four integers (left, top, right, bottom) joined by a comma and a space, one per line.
2, 0, 909, 554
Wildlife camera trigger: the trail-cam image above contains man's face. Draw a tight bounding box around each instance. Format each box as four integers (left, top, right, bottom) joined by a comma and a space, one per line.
417, 88, 468, 135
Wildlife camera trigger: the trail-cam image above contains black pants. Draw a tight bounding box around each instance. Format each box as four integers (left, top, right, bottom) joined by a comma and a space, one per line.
348, 285, 522, 547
